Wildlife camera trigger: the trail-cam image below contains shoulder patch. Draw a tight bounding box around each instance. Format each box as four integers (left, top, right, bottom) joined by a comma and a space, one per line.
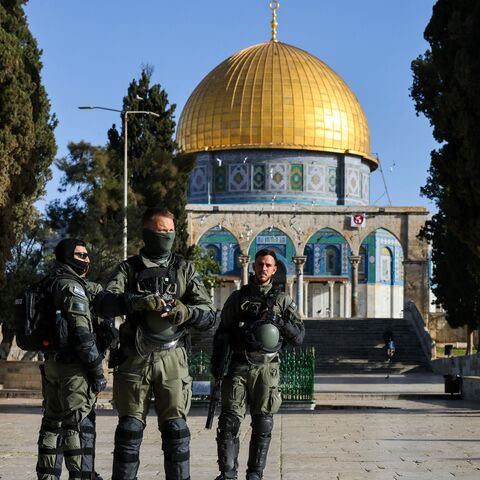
289, 301, 297, 311
72, 301, 87, 313
72, 285, 87, 298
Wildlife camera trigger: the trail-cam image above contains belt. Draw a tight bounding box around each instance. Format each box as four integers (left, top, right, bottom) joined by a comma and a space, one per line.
45, 351, 77, 363
231, 352, 279, 364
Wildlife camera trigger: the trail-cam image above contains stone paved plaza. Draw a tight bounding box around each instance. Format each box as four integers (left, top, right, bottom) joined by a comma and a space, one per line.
1, 393, 480, 480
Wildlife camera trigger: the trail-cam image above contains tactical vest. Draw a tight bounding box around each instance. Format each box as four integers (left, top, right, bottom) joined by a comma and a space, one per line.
126, 254, 187, 356
234, 285, 283, 361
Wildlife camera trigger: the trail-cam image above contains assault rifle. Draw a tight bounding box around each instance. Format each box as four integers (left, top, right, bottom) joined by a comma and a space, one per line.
205, 346, 232, 429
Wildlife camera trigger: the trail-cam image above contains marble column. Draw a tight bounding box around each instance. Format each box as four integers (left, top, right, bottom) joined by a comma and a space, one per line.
287, 280, 294, 299
238, 254, 250, 286
303, 281, 309, 318
293, 256, 307, 316
340, 281, 348, 317
210, 287, 215, 305
349, 255, 361, 318
328, 281, 334, 318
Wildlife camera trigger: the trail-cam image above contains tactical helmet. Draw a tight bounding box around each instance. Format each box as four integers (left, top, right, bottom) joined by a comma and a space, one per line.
145, 311, 177, 337
135, 312, 180, 357
254, 322, 280, 351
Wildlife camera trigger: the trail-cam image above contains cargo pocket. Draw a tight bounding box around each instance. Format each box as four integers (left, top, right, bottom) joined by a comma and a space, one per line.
266, 365, 282, 414
225, 376, 247, 417
182, 375, 193, 413
113, 372, 143, 417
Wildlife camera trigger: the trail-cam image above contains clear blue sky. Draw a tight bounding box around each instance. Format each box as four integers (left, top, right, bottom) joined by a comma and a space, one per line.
25, 0, 437, 210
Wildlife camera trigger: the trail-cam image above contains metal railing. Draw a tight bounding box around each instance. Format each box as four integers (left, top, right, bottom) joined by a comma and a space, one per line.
188, 348, 316, 404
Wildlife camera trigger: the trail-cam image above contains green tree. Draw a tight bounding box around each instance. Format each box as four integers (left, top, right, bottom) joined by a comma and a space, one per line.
411, 0, 480, 349
48, 68, 194, 280
189, 245, 223, 291
0, 0, 57, 283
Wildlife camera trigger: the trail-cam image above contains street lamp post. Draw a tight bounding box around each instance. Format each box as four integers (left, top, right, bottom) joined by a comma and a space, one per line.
78, 106, 160, 260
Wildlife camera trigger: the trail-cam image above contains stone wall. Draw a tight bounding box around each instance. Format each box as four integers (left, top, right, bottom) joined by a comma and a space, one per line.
428, 313, 479, 345
431, 354, 480, 403
431, 354, 480, 376
0, 359, 113, 391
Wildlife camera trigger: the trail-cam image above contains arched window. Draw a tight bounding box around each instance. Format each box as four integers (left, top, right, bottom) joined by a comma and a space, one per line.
381, 247, 393, 284
325, 246, 340, 275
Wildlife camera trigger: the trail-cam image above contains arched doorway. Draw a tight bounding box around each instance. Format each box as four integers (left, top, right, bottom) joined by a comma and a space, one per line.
360, 228, 404, 318
304, 228, 351, 318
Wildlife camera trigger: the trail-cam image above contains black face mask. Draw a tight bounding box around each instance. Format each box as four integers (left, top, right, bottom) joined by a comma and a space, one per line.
54, 238, 90, 276
142, 228, 175, 259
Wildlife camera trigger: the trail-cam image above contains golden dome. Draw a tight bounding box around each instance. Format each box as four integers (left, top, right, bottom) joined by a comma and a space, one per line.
177, 41, 376, 168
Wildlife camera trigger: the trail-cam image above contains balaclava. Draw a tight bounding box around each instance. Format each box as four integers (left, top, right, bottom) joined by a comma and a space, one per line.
142, 228, 175, 261
54, 238, 90, 276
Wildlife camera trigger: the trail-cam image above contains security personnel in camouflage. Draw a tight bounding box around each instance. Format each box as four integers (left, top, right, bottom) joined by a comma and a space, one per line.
211, 248, 305, 480
94, 206, 215, 480
36, 239, 107, 480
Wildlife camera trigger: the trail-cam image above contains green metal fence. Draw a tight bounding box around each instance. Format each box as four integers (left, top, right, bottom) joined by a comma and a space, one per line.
188, 347, 316, 407
279, 347, 315, 404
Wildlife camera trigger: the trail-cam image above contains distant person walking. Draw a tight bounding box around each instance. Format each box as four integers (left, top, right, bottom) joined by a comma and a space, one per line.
383, 329, 396, 379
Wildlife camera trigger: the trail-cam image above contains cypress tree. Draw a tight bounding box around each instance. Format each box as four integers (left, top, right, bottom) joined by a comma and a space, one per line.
0, 0, 57, 283
411, 0, 480, 345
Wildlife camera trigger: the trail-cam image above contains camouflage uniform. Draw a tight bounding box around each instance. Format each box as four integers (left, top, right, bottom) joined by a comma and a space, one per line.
36, 263, 105, 480
96, 251, 215, 480
211, 282, 305, 480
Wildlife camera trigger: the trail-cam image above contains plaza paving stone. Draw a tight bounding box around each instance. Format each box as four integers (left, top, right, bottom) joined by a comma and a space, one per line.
0, 396, 479, 479
1, 373, 479, 479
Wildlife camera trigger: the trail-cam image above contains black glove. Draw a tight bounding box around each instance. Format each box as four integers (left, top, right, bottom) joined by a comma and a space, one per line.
265, 310, 285, 327
88, 371, 107, 394
127, 293, 163, 312
167, 299, 190, 325
244, 330, 263, 352
96, 318, 119, 353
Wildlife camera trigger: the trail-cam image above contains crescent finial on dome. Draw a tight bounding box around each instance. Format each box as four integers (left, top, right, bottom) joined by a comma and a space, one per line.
269, 1, 279, 42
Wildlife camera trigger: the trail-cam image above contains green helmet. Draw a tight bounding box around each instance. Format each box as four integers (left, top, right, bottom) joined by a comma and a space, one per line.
254, 323, 280, 350
145, 311, 177, 338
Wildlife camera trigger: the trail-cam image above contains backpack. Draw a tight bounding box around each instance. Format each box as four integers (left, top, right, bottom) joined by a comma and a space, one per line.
14, 274, 73, 352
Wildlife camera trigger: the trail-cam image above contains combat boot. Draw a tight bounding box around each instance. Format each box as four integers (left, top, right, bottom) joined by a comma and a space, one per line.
214, 475, 237, 480
246, 474, 262, 480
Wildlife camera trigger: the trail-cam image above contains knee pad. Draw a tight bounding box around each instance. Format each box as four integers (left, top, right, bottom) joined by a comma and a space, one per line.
218, 413, 241, 438
251, 415, 273, 436
115, 416, 145, 445
161, 418, 190, 445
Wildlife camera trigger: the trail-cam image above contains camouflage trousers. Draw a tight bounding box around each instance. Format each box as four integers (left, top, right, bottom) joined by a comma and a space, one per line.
36, 360, 97, 480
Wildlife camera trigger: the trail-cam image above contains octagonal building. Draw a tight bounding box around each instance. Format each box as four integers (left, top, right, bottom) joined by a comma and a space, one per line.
177, 20, 429, 322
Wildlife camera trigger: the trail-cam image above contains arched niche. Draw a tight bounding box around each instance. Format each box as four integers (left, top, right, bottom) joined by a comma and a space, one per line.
360, 228, 404, 286
197, 226, 240, 275
304, 228, 351, 276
